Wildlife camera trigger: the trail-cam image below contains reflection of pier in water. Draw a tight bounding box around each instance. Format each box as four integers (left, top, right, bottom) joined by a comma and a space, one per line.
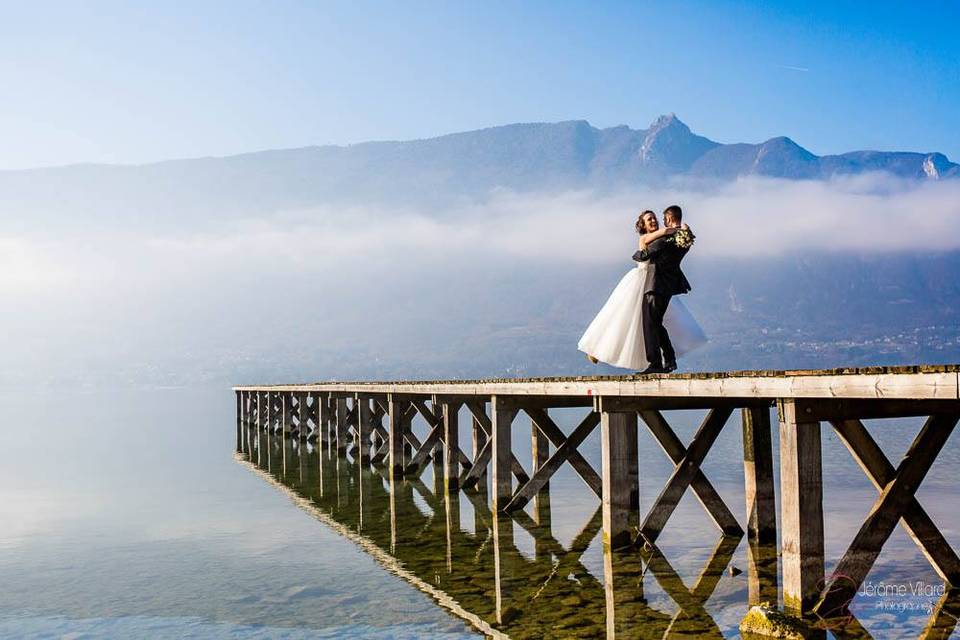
237, 429, 748, 638
235, 367, 960, 637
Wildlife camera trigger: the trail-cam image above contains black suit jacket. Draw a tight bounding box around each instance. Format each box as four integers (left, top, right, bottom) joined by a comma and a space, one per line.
632, 235, 692, 296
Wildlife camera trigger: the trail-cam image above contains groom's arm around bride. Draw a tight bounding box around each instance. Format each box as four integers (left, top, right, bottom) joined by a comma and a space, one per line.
631, 228, 692, 296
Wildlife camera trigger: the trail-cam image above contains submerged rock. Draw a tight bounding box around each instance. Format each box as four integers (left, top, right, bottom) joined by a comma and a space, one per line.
739, 605, 815, 639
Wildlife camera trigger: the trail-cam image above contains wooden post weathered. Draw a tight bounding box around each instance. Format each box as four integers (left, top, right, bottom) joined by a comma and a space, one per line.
779, 399, 825, 615
314, 392, 324, 443
743, 406, 777, 543
297, 392, 307, 440
335, 396, 349, 454
388, 396, 409, 477
443, 400, 461, 493
431, 400, 445, 491
531, 408, 551, 524
319, 392, 331, 451
283, 393, 293, 437
491, 395, 519, 512
258, 391, 266, 431
600, 401, 639, 549
236, 391, 243, 452
357, 395, 372, 464
267, 391, 276, 433
266, 392, 274, 433
472, 404, 488, 486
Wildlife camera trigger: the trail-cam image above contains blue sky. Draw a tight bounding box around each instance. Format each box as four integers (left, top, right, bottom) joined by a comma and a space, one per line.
0, 0, 957, 169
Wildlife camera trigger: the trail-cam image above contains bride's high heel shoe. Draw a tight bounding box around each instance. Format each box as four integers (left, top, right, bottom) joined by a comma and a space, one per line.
586, 354, 599, 364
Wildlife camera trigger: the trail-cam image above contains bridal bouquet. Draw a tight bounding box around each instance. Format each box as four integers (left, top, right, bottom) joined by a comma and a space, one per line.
673, 227, 695, 249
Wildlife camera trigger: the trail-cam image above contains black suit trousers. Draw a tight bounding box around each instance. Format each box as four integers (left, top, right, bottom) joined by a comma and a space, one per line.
642, 292, 675, 367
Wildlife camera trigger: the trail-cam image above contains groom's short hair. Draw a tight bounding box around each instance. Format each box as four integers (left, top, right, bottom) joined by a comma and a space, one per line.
663, 205, 682, 222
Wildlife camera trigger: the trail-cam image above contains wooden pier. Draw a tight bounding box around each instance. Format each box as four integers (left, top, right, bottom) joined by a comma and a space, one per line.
234, 365, 960, 621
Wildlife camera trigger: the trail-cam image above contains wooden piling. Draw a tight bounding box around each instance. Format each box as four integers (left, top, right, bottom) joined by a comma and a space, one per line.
297, 392, 308, 440
443, 400, 461, 493
472, 402, 488, 485
600, 405, 638, 549
388, 396, 410, 477
335, 396, 349, 453
742, 406, 777, 544
778, 399, 825, 615
258, 391, 266, 431
357, 395, 372, 464
531, 408, 550, 521
491, 396, 518, 512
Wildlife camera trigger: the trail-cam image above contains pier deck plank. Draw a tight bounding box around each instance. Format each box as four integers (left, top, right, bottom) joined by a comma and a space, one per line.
234, 365, 960, 400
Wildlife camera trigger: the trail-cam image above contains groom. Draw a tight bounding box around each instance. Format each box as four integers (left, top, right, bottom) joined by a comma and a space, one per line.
632, 205, 692, 374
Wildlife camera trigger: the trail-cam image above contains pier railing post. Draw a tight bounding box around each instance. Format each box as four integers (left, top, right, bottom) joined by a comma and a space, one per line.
491, 395, 519, 512
600, 398, 639, 549
778, 399, 825, 615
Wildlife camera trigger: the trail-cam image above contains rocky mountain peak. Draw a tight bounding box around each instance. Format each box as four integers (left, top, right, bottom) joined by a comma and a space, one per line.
923, 153, 951, 179
647, 113, 686, 132
639, 114, 718, 171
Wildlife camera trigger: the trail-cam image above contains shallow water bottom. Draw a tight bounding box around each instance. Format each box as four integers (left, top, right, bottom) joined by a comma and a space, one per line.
1, 389, 959, 638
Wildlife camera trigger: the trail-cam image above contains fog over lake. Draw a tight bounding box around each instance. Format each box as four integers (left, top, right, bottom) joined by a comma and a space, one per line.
4, 170, 960, 388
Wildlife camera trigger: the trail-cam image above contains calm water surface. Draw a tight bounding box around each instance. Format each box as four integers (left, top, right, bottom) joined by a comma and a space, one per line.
1, 388, 959, 638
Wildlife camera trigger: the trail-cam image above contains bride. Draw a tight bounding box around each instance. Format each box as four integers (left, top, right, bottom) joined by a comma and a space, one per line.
578, 210, 707, 371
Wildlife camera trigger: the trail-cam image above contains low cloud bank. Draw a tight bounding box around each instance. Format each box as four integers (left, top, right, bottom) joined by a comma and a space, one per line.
1, 174, 958, 384
7, 174, 960, 294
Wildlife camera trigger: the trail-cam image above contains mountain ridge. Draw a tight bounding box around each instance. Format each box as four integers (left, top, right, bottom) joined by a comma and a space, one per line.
1, 114, 956, 233
4, 114, 956, 179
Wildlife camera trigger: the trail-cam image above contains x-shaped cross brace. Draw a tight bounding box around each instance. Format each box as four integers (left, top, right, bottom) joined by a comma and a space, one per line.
637, 407, 742, 543
504, 409, 602, 511
403, 399, 468, 474
460, 400, 530, 489
816, 413, 960, 616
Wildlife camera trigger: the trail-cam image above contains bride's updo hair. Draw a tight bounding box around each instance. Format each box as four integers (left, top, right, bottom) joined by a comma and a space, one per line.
635, 210, 656, 234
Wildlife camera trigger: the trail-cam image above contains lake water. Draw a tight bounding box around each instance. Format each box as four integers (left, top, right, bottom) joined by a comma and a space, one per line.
1, 388, 958, 638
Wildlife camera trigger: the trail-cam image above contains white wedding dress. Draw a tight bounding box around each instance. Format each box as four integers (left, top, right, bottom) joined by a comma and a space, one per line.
577, 260, 707, 370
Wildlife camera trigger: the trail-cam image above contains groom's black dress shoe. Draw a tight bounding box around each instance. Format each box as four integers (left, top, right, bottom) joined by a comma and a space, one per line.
663, 361, 678, 373
637, 365, 667, 375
